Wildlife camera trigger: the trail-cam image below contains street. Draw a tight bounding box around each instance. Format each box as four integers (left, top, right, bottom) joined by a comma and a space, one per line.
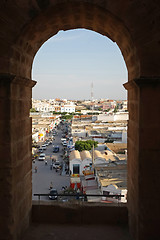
32, 125, 70, 201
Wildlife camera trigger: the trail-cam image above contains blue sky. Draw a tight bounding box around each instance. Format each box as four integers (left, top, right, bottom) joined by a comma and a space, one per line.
32, 29, 127, 100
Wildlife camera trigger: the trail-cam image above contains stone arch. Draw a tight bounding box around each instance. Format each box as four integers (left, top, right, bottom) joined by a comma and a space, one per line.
4, 2, 140, 81
0, 1, 160, 240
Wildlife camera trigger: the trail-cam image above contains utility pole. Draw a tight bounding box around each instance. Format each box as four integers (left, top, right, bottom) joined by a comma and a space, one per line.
91, 82, 94, 120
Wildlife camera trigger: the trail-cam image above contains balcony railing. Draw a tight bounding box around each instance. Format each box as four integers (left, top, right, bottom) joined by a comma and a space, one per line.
34, 193, 124, 205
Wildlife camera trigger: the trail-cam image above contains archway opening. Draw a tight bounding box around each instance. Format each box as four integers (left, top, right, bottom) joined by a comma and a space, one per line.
31, 28, 128, 203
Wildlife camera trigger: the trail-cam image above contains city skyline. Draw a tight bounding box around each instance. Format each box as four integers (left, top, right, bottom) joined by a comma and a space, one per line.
32, 29, 128, 100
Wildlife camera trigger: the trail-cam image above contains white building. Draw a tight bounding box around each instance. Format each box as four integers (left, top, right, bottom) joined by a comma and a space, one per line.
69, 150, 82, 175
93, 112, 129, 122
80, 151, 92, 172
61, 102, 75, 113
72, 129, 87, 138
33, 101, 55, 112
93, 150, 107, 165
101, 184, 127, 203
32, 132, 39, 142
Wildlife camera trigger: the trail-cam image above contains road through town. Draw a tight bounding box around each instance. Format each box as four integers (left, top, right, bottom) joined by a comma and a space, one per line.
32, 126, 70, 201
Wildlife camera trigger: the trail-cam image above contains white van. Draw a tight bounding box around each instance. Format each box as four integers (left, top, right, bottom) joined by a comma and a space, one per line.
42, 144, 47, 150
38, 153, 46, 161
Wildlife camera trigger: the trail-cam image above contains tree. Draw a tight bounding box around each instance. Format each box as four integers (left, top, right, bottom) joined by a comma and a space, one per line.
75, 140, 98, 151
52, 111, 60, 114
30, 108, 37, 112
61, 114, 73, 120
113, 105, 119, 113
104, 108, 110, 112
61, 112, 67, 115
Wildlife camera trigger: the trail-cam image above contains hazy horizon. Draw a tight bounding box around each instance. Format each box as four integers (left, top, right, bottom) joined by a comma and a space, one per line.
32, 29, 128, 100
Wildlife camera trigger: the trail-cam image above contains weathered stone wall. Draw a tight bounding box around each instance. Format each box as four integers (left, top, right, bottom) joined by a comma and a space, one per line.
0, 1, 159, 79
0, 74, 36, 240
0, 1, 160, 240
1, 1, 160, 79
32, 201, 128, 225
124, 78, 160, 239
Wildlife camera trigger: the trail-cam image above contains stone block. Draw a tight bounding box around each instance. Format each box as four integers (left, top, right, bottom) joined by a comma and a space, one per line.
10, 118, 31, 143
127, 119, 139, 143
0, 99, 11, 121
13, 172, 32, 208
12, 157, 32, 186
128, 102, 139, 122
0, 144, 12, 167
32, 203, 128, 225
138, 201, 160, 240
139, 126, 160, 149
10, 100, 31, 120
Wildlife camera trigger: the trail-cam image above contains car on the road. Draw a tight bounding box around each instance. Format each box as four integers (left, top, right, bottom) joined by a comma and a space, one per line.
38, 153, 46, 161
52, 161, 61, 169
62, 141, 67, 147
42, 144, 47, 150
53, 146, 59, 153
49, 189, 58, 200
32, 143, 40, 148
32, 154, 38, 160
38, 148, 43, 153
61, 138, 66, 143
45, 141, 49, 146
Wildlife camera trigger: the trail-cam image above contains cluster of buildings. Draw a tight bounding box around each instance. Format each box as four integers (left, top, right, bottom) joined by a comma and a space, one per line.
31, 98, 128, 203
32, 99, 76, 113
69, 145, 127, 203
71, 118, 128, 144
75, 99, 127, 112
32, 115, 60, 143
32, 98, 127, 114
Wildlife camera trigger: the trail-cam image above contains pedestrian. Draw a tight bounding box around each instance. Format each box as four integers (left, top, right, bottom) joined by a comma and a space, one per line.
34, 166, 37, 173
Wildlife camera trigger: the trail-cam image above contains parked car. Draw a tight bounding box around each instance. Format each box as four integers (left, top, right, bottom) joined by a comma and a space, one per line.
38, 153, 46, 161
52, 161, 61, 169
42, 144, 47, 150
53, 146, 59, 153
49, 189, 58, 200
45, 141, 49, 146
62, 141, 67, 147
32, 143, 40, 148
32, 154, 38, 160
38, 148, 43, 153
